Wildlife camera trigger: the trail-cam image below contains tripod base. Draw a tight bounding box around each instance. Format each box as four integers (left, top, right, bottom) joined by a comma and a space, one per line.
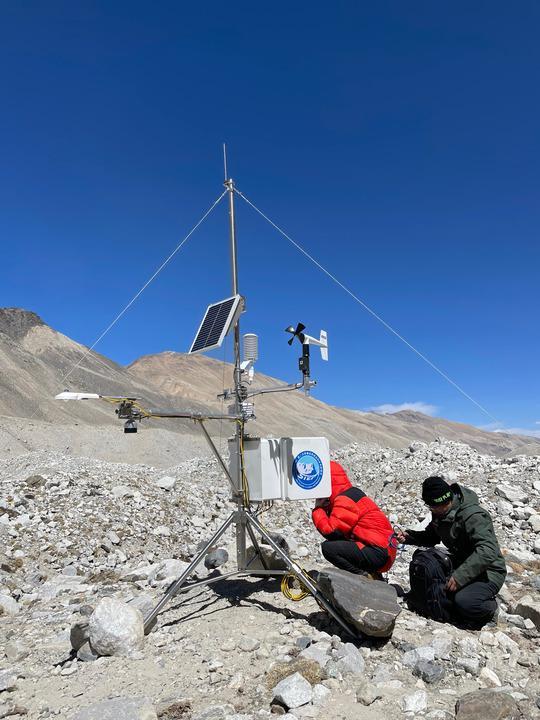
143, 507, 358, 639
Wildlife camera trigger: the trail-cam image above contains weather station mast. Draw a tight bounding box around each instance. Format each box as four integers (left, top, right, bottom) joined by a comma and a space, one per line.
56, 148, 351, 637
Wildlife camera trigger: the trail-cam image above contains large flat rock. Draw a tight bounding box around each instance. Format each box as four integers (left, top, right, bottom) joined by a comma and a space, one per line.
317, 567, 400, 638
455, 690, 521, 719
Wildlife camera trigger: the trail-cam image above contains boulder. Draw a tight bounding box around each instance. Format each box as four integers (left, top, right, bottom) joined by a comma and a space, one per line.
155, 559, 189, 582
495, 484, 528, 504
403, 646, 435, 667
355, 679, 381, 706
245, 545, 287, 573
121, 564, 160, 582
331, 642, 364, 675
412, 660, 445, 683
299, 642, 331, 668
479, 667, 501, 687
317, 568, 400, 638
155, 476, 176, 490
311, 684, 331, 705
0, 594, 19, 616
191, 705, 235, 720
0, 670, 17, 693
88, 597, 144, 657
72, 697, 157, 720
272, 672, 313, 710
401, 690, 427, 713
204, 548, 229, 570
514, 594, 540, 629
455, 690, 521, 719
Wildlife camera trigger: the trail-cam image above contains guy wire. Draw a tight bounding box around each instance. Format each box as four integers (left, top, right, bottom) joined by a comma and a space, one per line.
234, 187, 499, 425
57, 189, 228, 389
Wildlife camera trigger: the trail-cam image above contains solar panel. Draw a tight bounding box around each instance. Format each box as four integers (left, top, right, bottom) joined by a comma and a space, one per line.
189, 295, 243, 354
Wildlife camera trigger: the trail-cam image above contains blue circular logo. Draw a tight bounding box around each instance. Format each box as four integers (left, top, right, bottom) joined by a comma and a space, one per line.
292, 451, 324, 489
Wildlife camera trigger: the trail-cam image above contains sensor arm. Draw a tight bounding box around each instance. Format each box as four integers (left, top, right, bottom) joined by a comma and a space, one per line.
55, 392, 240, 422
245, 376, 316, 400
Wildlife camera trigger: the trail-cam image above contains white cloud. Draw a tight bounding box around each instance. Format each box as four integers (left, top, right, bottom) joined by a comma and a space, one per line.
480, 422, 540, 439
367, 402, 439, 417
494, 427, 540, 439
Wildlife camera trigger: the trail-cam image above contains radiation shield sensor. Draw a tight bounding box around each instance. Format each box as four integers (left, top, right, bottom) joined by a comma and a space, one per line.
189, 295, 244, 354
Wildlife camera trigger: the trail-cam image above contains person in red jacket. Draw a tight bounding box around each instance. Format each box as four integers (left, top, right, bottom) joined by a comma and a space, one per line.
312, 461, 397, 576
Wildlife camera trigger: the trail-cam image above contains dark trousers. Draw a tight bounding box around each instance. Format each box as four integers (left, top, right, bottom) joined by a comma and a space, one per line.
452, 580, 499, 628
321, 540, 389, 574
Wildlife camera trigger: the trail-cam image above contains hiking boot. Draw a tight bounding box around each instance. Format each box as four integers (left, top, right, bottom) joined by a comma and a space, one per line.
484, 600, 500, 628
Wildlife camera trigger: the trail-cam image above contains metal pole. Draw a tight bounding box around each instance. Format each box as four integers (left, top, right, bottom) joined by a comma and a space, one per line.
197, 420, 236, 494
226, 178, 239, 296
225, 176, 247, 569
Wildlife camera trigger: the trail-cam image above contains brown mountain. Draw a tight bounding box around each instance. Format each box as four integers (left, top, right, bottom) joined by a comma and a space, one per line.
1, 307, 539, 466
128, 352, 540, 457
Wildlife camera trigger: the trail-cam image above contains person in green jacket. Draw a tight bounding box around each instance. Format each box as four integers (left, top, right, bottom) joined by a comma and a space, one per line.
396, 476, 507, 628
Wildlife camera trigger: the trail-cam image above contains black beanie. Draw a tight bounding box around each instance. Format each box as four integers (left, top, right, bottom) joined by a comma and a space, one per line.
422, 476, 453, 506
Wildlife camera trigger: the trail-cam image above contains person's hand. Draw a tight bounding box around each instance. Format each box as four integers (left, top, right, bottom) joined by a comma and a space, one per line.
394, 528, 408, 543
445, 576, 459, 593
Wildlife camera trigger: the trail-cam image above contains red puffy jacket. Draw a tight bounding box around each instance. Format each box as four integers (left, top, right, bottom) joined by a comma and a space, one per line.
312, 461, 396, 573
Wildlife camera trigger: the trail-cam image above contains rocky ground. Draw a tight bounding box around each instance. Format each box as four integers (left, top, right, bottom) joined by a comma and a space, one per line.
1, 439, 539, 719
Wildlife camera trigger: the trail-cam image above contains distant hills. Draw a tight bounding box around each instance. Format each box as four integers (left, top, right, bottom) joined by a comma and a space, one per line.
0, 307, 538, 466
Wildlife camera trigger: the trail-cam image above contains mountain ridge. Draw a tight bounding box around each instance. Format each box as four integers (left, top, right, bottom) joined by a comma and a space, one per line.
1, 307, 539, 464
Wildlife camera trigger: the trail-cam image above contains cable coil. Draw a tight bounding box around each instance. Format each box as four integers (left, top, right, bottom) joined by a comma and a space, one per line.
281, 573, 311, 601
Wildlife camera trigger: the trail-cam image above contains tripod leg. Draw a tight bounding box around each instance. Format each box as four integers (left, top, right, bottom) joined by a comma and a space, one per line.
143, 511, 236, 632
246, 519, 270, 571
247, 514, 358, 639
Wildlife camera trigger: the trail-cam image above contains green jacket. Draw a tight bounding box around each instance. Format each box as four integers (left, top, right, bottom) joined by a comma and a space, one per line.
406, 483, 507, 590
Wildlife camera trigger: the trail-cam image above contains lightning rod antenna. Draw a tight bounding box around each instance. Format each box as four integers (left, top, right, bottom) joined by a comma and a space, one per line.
223, 143, 228, 182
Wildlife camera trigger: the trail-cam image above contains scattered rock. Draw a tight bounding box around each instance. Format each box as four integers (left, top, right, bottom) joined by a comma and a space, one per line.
401, 690, 427, 713
403, 646, 435, 667
192, 704, 235, 720
331, 642, 364, 675
412, 659, 445, 683
0, 670, 17, 693
311, 684, 330, 705
155, 559, 189, 582
204, 548, 229, 570
245, 545, 288, 573
355, 679, 381, 706
0, 594, 19, 616
479, 667, 501, 687
88, 597, 144, 657
300, 643, 331, 668
495, 484, 528, 504
238, 636, 260, 652
272, 673, 313, 710
73, 697, 157, 720
155, 476, 176, 490
514, 594, 540, 629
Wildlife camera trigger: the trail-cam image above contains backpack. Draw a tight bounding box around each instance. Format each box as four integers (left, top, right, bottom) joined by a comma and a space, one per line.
406, 548, 453, 622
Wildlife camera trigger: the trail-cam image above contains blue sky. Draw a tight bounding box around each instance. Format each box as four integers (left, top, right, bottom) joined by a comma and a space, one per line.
1, 2, 539, 435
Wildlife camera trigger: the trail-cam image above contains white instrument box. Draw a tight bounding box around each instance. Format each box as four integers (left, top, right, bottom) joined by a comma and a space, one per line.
229, 437, 331, 502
